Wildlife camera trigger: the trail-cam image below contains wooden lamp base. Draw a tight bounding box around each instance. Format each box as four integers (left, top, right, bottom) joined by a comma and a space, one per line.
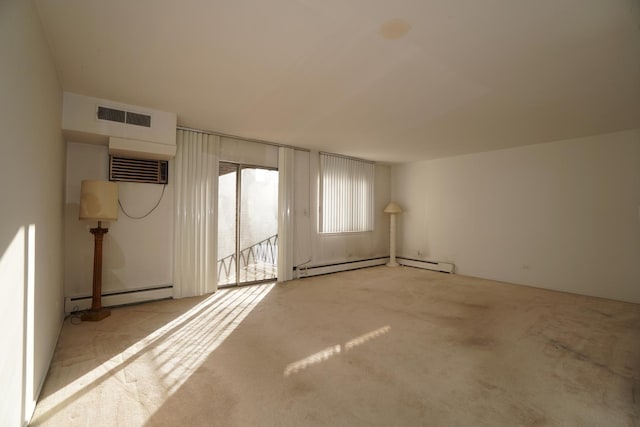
81, 307, 111, 321
82, 222, 111, 322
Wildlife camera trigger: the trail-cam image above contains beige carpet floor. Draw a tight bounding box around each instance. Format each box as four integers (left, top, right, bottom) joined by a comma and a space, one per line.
31, 266, 640, 426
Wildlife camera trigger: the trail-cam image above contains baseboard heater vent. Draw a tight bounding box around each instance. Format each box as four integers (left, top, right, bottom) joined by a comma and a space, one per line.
397, 257, 455, 273
65, 284, 173, 314
294, 257, 388, 279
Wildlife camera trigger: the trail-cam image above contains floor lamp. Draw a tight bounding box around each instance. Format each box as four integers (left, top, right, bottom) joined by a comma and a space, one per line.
384, 202, 403, 267
79, 180, 118, 321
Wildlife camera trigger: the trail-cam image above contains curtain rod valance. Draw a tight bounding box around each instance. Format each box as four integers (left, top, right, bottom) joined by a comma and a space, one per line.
176, 126, 309, 153
319, 151, 376, 164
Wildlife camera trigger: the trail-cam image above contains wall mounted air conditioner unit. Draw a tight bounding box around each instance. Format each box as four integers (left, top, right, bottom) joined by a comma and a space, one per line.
109, 155, 169, 184
62, 92, 177, 159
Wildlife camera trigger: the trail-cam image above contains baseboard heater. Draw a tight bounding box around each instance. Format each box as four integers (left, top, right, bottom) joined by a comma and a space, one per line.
64, 284, 173, 314
397, 257, 455, 273
294, 257, 388, 279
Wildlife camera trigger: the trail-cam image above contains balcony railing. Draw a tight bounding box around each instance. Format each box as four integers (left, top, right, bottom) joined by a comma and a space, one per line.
217, 234, 278, 285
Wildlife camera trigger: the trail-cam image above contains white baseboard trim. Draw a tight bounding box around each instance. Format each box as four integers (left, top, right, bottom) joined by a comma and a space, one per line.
294, 257, 388, 278
65, 285, 173, 313
397, 257, 455, 273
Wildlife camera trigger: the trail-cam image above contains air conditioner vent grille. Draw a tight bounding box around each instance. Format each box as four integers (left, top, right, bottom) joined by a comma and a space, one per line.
97, 105, 152, 128
126, 111, 151, 127
97, 106, 125, 123
110, 156, 168, 184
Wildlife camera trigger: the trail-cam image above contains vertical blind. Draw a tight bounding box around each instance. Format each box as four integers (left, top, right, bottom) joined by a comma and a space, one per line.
174, 129, 219, 297
320, 153, 374, 233
278, 147, 295, 280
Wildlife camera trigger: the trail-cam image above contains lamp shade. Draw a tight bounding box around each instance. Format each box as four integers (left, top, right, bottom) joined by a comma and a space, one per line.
384, 202, 403, 214
79, 180, 119, 221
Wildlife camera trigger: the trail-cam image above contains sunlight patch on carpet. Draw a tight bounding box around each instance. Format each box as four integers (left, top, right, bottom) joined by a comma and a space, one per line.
284, 325, 391, 377
31, 282, 275, 425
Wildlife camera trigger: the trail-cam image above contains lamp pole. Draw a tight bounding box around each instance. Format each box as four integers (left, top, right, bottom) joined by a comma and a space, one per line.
384, 202, 402, 267
387, 213, 398, 267
82, 222, 110, 321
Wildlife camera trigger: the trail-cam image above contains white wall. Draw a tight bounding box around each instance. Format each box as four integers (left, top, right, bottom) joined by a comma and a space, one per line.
215, 143, 391, 272
65, 135, 281, 296
65, 142, 173, 298
391, 129, 640, 303
293, 151, 391, 268
0, 1, 66, 425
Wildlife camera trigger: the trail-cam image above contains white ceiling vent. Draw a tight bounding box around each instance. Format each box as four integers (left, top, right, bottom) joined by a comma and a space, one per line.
62, 93, 176, 149
98, 106, 151, 128
110, 156, 168, 184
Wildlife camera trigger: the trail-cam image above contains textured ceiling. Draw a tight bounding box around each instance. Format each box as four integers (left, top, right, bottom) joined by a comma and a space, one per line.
35, 0, 640, 162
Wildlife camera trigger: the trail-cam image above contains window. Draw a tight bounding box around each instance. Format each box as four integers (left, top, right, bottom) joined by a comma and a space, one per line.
319, 153, 374, 233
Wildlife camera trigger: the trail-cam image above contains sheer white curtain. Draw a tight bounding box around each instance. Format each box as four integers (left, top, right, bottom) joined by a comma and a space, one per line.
173, 129, 220, 298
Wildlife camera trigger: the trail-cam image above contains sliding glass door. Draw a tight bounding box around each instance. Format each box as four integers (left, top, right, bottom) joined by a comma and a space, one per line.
217, 162, 278, 287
